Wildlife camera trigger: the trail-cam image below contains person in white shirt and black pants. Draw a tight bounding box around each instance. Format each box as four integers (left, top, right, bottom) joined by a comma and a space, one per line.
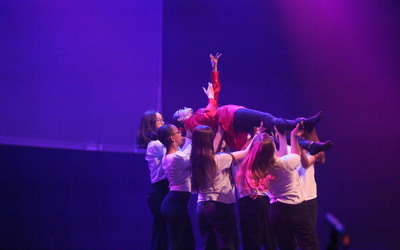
137, 110, 169, 250
239, 124, 319, 250
158, 124, 195, 250
190, 124, 257, 249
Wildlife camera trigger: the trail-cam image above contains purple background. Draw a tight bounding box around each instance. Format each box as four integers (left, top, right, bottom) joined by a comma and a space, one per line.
162, 0, 400, 249
1, 0, 400, 249
0, 0, 162, 152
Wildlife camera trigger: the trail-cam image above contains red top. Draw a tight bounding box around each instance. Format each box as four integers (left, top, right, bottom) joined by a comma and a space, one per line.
184, 97, 219, 134
216, 105, 248, 151
184, 71, 248, 151
211, 71, 221, 103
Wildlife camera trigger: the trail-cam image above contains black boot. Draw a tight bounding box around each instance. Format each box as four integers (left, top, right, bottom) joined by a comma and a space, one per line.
298, 137, 332, 155
298, 137, 313, 150
301, 111, 323, 132
308, 140, 333, 155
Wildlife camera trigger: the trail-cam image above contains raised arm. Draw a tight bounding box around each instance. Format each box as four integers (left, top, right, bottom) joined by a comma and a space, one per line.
202, 82, 215, 100
213, 124, 224, 153
181, 54, 222, 133
290, 124, 302, 156
200, 82, 218, 119
183, 83, 218, 133
231, 138, 253, 161
231, 122, 266, 160
275, 126, 288, 157
210, 53, 222, 104
300, 149, 317, 168
210, 53, 222, 72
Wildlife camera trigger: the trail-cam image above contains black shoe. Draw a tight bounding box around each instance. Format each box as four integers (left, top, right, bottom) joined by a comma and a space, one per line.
309, 140, 332, 155
302, 111, 323, 132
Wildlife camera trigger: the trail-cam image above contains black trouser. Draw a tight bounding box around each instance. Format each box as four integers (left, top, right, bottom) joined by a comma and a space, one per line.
233, 108, 298, 134
270, 201, 319, 250
306, 198, 318, 231
197, 200, 238, 250
147, 179, 169, 250
161, 191, 195, 250
238, 195, 277, 250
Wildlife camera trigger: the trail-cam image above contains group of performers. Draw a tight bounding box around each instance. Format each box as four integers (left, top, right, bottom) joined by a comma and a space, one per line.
136, 54, 332, 250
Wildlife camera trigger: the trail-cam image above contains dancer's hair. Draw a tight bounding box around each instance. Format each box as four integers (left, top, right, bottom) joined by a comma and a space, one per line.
136, 110, 162, 149
190, 125, 217, 193
236, 133, 276, 195
157, 124, 176, 150
304, 128, 326, 164
172, 111, 185, 129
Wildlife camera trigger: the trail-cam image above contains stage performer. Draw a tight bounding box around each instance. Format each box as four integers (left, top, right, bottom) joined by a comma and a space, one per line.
190, 123, 259, 250
297, 128, 327, 232
240, 124, 320, 249
173, 53, 324, 151
158, 124, 195, 250
236, 134, 278, 250
137, 110, 169, 250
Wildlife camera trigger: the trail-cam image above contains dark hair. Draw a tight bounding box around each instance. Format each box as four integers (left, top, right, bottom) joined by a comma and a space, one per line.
236, 133, 276, 195
190, 125, 217, 193
172, 112, 184, 129
172, 110, 186, 136
157, 124, 176, 150
136, 110, 161, 149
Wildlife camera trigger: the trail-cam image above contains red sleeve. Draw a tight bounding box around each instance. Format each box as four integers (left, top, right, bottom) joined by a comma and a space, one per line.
211, 71, 221, 105
184, 98, 218, 132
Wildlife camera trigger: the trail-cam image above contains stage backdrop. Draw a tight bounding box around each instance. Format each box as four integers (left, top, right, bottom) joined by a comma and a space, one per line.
0, 0, 162, 152
162, 0, 400, 249
0, 0, 399, 249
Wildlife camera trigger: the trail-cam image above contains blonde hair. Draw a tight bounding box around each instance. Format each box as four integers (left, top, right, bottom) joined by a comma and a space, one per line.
236, 134, 276, 196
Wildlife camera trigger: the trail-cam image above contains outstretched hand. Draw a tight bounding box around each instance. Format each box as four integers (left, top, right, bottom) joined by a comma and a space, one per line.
210, 53, 222, 71
292, 123, 302, 137
256, 121, 267, 135
202, 82, 215, 99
